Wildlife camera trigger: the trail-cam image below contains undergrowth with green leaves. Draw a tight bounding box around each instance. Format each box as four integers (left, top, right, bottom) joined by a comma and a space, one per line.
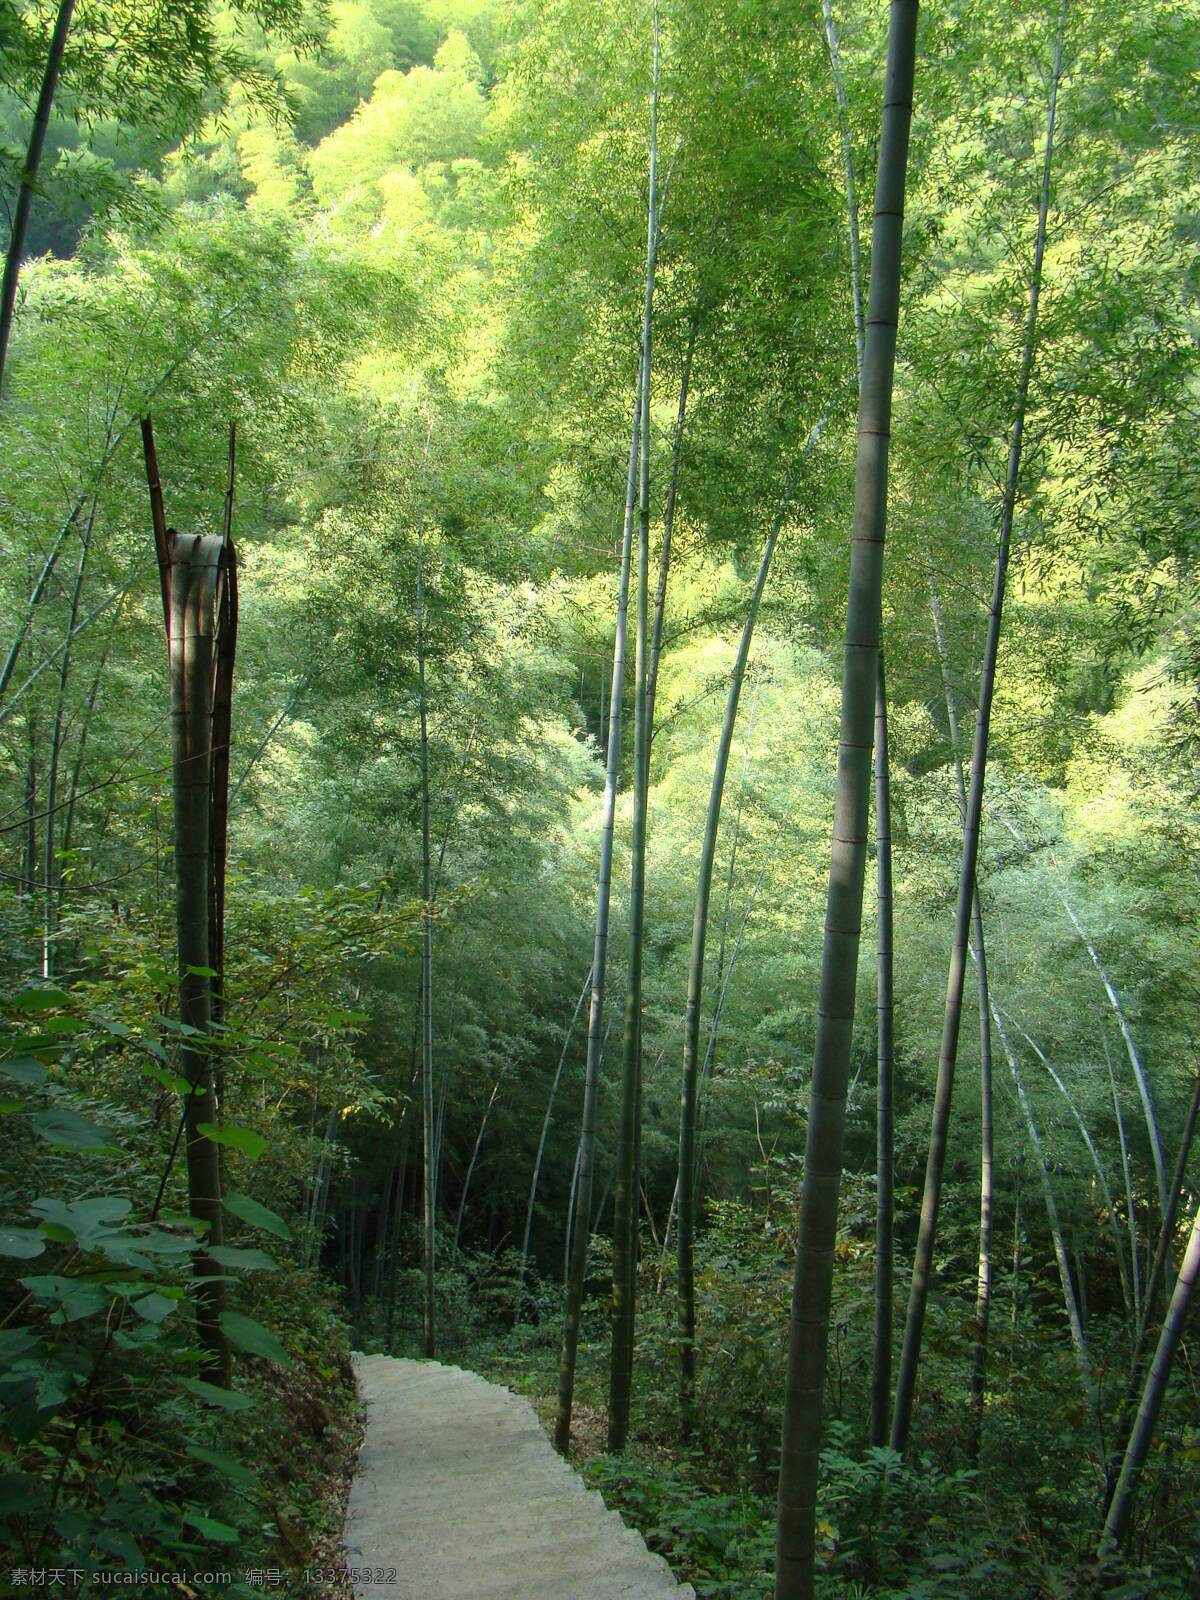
433, 1193, 1199, 1600
0, 885, 397, 1591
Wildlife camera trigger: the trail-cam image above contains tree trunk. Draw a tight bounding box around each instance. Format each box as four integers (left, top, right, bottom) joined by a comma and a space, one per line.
454, 1072, 505, 1250
169, 534, 232, 1387
776, 6, 917, 1593
60, 609, 121, 865
555, 365, 642, 1455
927, 574, 995, 1458
1011, 1016, 1134, 1322
646, 314, 698, 741
1106, 1039, 1143, 1330
870, 657, 895, 1449
890, 0, 1066, 1455
607, 0, 661, 1456
417, 523, 436, 1360
522, 969, 592, 1284
996, 808, 1167, 1260
1097, 1203, 1200, 1584
677, 503, 784, 1436
0, 0, 76, 400
562, 1144, 582, 1290
385, 1112, 411, 1352
991, 1000, 1099, 1446
372, 1148, 399, 1308
41, 500, 97, 977
2, 334, 233, 712
1138, 1069, 1200, 1347
24, 724, 38, 899
1065, 904, 1166, 1219
1104, 1070, 1200, 1499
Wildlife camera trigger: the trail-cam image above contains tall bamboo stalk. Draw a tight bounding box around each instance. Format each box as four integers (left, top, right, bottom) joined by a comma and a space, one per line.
1138, 1069, 1200, 1344
927, 573, 995, 1457
522, 969, 592, 1284
1097, 1203, 1200, 1584
41, 501, 98, 976
554, 371, 642, 1456
417, 522, 436, 1360
453, 1072, 505, 1249
890, 0, 1067, 1454
646, 314, 698, 740
823, 0, 895, 1452
607, 0, 661, 1455
170, 533, 232, 1387
991, 999, 1099, 1445
775, 6, 917, 1593
996, 806, 1165, 1291
870, 657, 895, 1448
677, 508, 780, 1434
1105, 1038, 1142, 1328
0, 0, 76, 400
1010, 1016, 1133, 1322
1065, 902, 1166, 1218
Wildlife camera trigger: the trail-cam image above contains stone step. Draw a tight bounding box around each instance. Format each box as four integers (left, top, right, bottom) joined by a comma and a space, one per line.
345, 1355, 696, 1600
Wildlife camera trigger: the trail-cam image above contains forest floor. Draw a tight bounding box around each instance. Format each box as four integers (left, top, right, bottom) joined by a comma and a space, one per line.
343, 1355, 696, 1599
253, 1347, 363, 1598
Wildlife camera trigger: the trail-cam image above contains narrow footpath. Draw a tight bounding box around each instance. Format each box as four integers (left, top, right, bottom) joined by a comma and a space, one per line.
344, 1356, 697, 1600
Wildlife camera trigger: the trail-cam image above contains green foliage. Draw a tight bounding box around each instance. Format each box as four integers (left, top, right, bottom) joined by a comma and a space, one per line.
1, 0, 1197, 1587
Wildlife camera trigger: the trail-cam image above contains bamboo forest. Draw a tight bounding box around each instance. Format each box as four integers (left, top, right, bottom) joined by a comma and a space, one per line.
1, 0, 1198, 1594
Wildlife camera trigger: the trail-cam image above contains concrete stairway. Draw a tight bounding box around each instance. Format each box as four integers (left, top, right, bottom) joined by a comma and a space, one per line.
344, 1356, 696, 1600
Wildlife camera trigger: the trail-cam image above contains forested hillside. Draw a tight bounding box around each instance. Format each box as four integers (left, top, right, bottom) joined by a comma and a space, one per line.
1, 0, 1198, 1595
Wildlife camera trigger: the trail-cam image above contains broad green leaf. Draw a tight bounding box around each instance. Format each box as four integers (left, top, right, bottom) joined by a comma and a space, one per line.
0, 1057, 47, 1088
8, 989, 70, 1013
20, 1275, 110, 1322
208, 1245, 277, 1272
41, 1196, 132, 1226
223, 1192, 292, 1240
0, 1472, 50, 1517
219, 1311, 290, 1366
0, 1228, 45, 1259
36, 1369, 72, 1409
185, 1444, 257, 1491
37, 1017, 86, 1036
196, 1122, 267, 1159
138, 1060, 192, 1095
32, 1108, 116, 1152
180, 1377, 255, 1411
182, 1511, 239, 1541
131, 1292, 179, 1324
31, 1196, 133, 1250
112, 1229, 193, 1255
5, 1035, 71, 1057
0, 1329, 41, 1361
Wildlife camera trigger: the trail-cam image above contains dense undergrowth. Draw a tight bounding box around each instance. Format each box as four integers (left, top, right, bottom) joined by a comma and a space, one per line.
366, 1210, 1200, 1600
0, 897, 375, 1592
